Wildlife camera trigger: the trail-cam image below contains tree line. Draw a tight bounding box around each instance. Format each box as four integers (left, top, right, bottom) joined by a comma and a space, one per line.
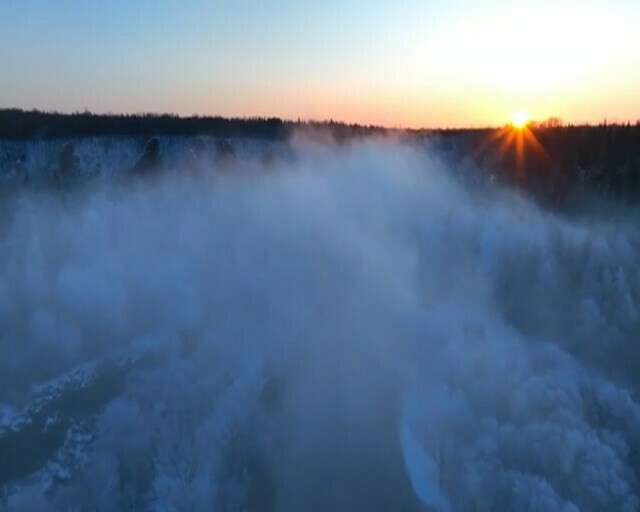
429, 121, 640, 203
0, 109, 386, 140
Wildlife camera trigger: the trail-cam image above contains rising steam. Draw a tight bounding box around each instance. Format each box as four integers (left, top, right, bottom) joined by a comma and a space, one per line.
1, 138, 639, 511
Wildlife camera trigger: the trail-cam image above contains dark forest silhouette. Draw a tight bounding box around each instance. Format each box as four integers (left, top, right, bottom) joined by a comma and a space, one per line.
0, 109, 385, 140
1, 109, 640, 203
428, 121, 640, 203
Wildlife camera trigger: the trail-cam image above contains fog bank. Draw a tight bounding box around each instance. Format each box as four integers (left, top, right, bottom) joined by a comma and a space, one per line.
1, 139, 639, 511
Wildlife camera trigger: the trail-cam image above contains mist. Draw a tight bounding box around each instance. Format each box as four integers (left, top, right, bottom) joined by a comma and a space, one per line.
1, 138, 639, 511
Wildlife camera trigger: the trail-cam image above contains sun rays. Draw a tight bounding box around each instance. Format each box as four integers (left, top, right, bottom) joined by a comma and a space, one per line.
473, 116, 550, 178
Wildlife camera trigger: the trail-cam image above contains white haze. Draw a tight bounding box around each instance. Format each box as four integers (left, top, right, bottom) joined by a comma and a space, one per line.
1, 139, 640, 511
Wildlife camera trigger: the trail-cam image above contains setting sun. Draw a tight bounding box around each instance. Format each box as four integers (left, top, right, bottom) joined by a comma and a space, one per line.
512, 111, 529, 129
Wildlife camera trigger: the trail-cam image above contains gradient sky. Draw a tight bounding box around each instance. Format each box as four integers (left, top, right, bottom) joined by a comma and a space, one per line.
1, 0, 639, 128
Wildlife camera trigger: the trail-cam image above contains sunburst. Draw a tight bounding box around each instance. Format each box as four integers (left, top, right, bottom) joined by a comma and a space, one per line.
473, 116, 549, 179
511, 111, 529, 129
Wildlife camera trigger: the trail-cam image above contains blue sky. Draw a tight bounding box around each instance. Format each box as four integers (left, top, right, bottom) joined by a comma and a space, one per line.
1, 0, 638, 127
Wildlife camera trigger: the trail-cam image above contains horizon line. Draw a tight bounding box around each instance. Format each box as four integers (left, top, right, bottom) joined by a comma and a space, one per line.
3, 107, 640, 133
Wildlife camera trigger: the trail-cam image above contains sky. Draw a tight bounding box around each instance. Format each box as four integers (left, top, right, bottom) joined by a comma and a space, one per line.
1, 0, 639, 128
